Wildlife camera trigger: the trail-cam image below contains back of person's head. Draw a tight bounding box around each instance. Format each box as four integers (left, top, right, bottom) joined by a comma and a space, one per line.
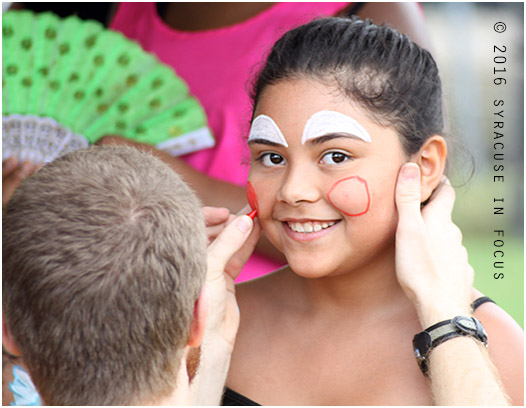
2, 146, 207, 405
252, 16, 444, 156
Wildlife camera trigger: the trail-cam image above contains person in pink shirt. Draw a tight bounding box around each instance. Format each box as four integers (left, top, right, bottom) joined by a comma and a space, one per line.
101, 2, 432, 281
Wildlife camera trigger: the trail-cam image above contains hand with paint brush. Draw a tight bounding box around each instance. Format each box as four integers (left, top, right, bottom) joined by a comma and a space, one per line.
202, 207, 261, 343
191, 209, 261, 405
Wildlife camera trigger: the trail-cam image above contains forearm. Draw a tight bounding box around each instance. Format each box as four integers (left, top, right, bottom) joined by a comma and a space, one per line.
165, 158, 246, 210
416, 303, 510, 405
98, 135, 245, 209
128, 145, 245, 209
429, 337, 510, 405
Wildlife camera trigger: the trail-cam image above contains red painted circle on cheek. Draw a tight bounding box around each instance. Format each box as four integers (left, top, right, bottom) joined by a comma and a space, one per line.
246, 181, 259, 216
327, 176, 370, 217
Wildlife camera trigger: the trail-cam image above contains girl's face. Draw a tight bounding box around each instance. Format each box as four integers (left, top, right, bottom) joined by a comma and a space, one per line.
248, 79, 408, 277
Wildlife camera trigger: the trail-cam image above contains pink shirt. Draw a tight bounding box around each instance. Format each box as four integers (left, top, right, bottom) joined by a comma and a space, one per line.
111, 2, 351, 281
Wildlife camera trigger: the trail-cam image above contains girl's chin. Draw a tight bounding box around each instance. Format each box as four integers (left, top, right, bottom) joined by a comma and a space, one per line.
286, 256, 341, 278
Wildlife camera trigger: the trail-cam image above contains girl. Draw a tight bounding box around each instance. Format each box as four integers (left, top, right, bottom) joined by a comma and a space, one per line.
224, 17, 523, 405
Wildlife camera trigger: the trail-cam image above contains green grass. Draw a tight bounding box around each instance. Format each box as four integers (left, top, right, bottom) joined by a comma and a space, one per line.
464, 234, 524, 328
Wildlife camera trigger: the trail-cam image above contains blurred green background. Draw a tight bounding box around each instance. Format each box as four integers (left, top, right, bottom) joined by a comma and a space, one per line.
423, 2, 523, 327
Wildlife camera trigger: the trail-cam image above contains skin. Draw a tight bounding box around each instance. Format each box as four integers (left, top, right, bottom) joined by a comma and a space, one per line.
229, 78, 429, 405
226, 78, 522, 405
246, 79, 407, 279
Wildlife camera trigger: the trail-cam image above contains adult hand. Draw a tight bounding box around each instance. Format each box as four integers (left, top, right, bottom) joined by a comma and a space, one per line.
394, 162, 473, 328
191, 210, 260, 405
395, 163, 512, 405
204, 206, 261, 344
3, 158, 41, 208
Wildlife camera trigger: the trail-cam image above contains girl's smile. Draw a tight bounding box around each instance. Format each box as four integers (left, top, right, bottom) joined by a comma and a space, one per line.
281, 219, 341, 242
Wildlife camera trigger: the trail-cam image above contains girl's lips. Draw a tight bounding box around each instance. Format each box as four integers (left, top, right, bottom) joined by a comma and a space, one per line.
282, 220, 340, 242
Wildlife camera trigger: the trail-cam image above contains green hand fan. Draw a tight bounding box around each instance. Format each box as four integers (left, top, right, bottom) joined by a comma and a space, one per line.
2, 10, 215, 163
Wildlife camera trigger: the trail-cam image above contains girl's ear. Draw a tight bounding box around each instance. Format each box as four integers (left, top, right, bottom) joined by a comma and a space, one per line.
412, 135, 447, 202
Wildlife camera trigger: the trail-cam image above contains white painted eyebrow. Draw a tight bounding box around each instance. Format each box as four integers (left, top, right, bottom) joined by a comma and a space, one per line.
248, 115, 289, 147
301, 111, 372, 144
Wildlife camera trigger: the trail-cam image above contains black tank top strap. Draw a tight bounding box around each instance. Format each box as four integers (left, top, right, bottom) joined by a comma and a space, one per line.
471, 296, 496, 312
222, 387, 261, 406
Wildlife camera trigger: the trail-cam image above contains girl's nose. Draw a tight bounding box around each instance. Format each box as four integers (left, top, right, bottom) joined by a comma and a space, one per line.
277, 164, 321, 206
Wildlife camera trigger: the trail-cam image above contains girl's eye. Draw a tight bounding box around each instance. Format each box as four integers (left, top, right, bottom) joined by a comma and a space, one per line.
259, 152, 286, 166
321, 151, 351, 165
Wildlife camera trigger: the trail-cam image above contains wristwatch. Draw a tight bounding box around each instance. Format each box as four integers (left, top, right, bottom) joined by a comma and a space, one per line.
413, 316, 488, 376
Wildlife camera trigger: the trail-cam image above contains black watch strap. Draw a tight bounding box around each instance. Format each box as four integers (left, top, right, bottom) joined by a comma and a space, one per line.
413, 316, 488, 376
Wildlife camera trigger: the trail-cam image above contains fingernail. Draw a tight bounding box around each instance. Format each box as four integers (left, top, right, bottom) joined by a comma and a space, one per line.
235, 215, 252, 233
247, 209, 257, 220
401, 163, 419, 181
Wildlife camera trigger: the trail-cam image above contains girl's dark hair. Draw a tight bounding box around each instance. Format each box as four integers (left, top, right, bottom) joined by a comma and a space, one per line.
251, 17, 444, 155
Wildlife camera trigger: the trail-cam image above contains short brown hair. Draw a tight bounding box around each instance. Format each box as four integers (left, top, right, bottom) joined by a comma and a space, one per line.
3, 146, 207, 405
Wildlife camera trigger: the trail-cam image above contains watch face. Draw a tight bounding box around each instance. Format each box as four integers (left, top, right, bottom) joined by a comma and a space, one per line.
452, 316, 477, 334
451, 316, 477, 333
452, 316, 488, 345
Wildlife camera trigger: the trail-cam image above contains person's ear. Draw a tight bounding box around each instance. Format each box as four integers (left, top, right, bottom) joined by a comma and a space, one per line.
412, 136, 447, 202
2, 314, 21, 357
187, 285, 209, 348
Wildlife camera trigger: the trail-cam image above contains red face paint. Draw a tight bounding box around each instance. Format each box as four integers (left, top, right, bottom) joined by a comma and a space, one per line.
327, 176, 370, 216
246, 181, 259, 219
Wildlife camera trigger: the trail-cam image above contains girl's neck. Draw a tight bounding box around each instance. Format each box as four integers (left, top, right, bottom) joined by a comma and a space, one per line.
290, 245, 410, 318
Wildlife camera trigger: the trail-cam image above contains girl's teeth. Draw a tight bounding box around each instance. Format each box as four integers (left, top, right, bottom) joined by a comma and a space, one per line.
288, 221, 335, 233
